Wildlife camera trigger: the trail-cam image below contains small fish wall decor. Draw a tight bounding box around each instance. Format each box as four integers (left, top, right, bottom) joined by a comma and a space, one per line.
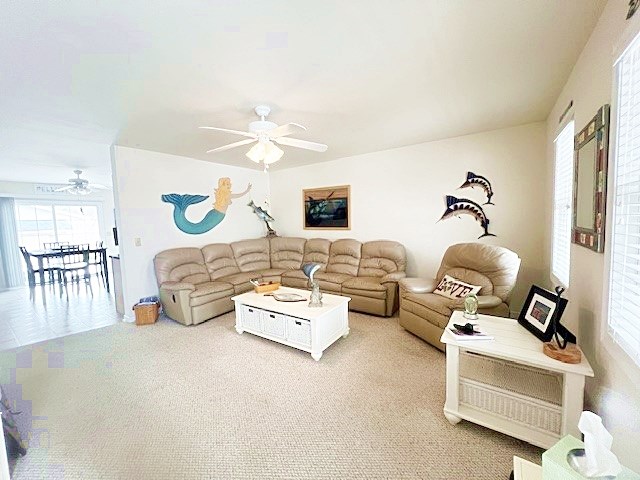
459, 172, 494, 205
248, 200, 277, 236
439, 196, 496, 239
162, 177, 251, 234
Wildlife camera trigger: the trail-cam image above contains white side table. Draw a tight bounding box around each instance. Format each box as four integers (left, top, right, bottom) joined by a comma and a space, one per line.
512, 456, 542, 480
441, 311, 594, 449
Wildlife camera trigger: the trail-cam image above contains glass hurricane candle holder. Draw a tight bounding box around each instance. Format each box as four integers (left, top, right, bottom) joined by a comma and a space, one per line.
463, 293, 479, 320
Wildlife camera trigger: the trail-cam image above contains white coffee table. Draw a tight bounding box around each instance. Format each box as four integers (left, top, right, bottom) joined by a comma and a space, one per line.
232, 286, 350, 361
440, 311, 594, 449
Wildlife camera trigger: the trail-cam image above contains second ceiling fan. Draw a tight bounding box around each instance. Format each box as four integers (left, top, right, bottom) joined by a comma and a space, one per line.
200, 105, 328, 167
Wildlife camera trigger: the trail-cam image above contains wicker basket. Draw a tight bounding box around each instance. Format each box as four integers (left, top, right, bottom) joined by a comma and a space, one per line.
253, 282, 280, 293
133, 302, 160, 326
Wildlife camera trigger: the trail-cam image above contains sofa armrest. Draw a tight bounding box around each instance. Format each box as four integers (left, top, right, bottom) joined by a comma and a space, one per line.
380, 272, 407, 284
160, 281, 196, 293
476, 295, 503, 309
399, 277, 438, 294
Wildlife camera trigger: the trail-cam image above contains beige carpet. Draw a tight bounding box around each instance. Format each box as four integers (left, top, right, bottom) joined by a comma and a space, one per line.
1, 311, 541, 479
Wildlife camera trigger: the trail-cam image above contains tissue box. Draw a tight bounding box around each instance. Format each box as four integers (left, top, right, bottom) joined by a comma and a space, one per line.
543, 435, 640, 479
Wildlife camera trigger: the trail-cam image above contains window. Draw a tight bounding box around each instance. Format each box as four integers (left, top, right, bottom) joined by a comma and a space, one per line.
607, 31, 640, 366
551, 120, 574, 288
15, 202, 102, 251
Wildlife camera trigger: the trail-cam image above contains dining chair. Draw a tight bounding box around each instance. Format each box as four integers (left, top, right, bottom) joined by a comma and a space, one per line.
43, 241, 69, 250
59, 246, 91, 285
19, 247, 61, 286
87, 248, 106, 286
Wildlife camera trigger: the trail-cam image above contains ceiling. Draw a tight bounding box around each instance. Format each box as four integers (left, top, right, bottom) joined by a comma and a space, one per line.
0, 0, 607, 180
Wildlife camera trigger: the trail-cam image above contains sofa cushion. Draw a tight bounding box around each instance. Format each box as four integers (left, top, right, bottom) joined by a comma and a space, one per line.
256, 268, 287, 278
202, 243, 241, 280
281, 269, 307, 280
358, 241, 406, 277
315, 272, 353, 293
341, 276, 386, 292
280, 271, 309, 289
190, 281, 234, 298
154, 248, 210, 285
314, 272, 352, 285
403, 292, 455, 319
342, 277, 389, 300
270, 237, 305, 270
230, 238, 270, 272
189, 281, 234, 306
217, 271, 259, 286
326, 239, 361, 276
302, 238, 331, 269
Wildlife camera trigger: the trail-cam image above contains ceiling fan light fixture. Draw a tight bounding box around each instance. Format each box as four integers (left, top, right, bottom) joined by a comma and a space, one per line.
69, 185, 91, 195
263, 142, 284, 165
246, 142, 266, 163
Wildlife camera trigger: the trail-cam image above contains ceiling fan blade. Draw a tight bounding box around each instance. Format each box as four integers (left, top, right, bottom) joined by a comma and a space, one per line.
199, 127, 257, 139
273, 137, 328, 152
87, 183, 110, 190
267, 123, 307, 139
54, 185, 74, 192
206, 138, 256, 154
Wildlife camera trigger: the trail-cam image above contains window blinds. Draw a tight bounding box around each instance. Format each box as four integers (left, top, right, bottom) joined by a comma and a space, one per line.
551, 121, 574, 288
608, 32, 640, 366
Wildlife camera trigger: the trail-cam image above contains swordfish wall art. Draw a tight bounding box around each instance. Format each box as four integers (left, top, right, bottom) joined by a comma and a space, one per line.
459, 172, 494, 205
162, 177, 252, 234
438, 171, 497, 239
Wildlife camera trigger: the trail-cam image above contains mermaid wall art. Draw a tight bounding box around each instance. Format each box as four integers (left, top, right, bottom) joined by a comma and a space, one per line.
162, 177, 252, 234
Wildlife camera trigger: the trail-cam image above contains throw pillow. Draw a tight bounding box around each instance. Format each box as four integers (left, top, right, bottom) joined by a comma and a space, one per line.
433, 274, 481, 299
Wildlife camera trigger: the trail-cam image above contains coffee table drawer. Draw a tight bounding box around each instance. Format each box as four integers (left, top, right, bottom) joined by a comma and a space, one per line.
286, 316, 311, 347
261, 311, 286, 339
241, 305, 262, 331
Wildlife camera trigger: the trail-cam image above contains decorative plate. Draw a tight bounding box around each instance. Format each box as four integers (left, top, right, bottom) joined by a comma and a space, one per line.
271, 293, 306, 302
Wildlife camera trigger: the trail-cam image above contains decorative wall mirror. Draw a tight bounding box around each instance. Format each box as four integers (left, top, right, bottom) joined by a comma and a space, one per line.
572, 105, 610, 253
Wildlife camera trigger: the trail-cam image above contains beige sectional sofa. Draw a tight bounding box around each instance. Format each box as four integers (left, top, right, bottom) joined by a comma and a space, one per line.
154, 237, 406, 325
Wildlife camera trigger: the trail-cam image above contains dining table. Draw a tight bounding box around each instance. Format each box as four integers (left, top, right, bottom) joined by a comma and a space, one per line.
28, 247, 110, 292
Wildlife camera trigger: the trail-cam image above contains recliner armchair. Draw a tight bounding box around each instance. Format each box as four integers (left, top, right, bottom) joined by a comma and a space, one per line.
398, 243, 521, 351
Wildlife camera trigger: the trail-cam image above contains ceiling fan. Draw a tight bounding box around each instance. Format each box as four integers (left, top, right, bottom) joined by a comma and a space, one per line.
200, 105, 328, 167
54, 170, 109, 195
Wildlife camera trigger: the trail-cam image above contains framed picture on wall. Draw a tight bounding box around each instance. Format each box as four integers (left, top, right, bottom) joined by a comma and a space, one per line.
303, 185, 350, 230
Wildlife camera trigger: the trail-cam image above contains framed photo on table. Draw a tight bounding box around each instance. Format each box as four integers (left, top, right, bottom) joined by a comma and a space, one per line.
518, 285, 568, 342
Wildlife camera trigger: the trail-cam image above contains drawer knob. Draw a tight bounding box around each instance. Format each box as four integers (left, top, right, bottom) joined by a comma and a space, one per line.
270, 314, 275, 318
295, 321, 302, 325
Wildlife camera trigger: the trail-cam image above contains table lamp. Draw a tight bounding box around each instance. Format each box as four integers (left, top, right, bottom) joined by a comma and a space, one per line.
302, 263, 323, 307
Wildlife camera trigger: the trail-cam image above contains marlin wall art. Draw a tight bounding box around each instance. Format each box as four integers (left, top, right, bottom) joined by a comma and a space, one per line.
438, 196, 496, 239
459, 172, 494, 205
162, 177, 251, 234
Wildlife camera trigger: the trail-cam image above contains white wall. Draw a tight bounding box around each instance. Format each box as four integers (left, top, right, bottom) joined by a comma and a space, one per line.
270, 122, 548, 311
111, 146, 270, 320
545, 0, 640, 469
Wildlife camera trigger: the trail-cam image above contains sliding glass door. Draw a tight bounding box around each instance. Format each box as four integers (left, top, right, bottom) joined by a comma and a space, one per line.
15, 202, 102, 250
